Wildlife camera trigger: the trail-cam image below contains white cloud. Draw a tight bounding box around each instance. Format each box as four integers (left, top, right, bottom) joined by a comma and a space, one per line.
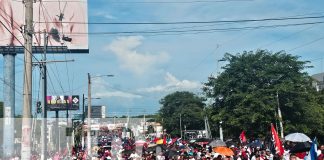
92, 77, 142, 99
106, 36, 169, 75
139, 72, 201, 93
94, 91, 142, 99
93, 11, 117, 20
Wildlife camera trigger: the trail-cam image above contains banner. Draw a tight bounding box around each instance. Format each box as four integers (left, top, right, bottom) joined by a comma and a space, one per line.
240, 130, 247, 143
271, 123, 284, 156
46, 95, 80, 111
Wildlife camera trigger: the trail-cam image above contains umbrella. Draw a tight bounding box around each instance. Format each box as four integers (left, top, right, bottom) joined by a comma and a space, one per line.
247, 141, 263, 148
165, 150, 180, 158
285, 133, 311, 142
146, 144, 167, 152
195, 137, 212, 143
135, 140, 146, 146
213, 146, 234, 156
156, 139, 164, 144
289, 142, 311, 153
209, 140, 227, 147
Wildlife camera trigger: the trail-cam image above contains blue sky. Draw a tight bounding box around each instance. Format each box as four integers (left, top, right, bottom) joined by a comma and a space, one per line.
1, 0, 324, 117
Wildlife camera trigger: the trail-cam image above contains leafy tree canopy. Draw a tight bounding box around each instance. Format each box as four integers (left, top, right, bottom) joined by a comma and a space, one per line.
158, 91, 206, 136
203, 50, 324, 141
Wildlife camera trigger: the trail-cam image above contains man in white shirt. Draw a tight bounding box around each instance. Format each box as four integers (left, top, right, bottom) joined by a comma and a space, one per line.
156, 152, 165, 160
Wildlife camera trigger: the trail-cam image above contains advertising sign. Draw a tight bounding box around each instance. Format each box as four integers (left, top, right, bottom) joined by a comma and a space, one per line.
46, 95, 80, 111
0, 0, 88, 51
88, 105, 106, 118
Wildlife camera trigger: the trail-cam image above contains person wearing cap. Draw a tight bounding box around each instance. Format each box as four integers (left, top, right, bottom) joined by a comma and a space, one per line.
289, 153, 298, 160
265, 149, 273, 160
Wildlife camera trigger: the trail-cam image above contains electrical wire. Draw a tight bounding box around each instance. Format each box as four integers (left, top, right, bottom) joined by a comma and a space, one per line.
13, 0, 251, 3
52, 21, 324, 36
288, 35, 324, 52
256, 24, 319, 50
35, 15, 324, 25
0, 7, 22, 32
0, 20, 41, 63
40, 1, 75, 97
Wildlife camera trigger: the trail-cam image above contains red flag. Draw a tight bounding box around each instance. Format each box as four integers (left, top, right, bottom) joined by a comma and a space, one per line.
240, 130, 247, 143
163, 136, 167, 145
271, 124, 284, 156
153, 137, 159, 143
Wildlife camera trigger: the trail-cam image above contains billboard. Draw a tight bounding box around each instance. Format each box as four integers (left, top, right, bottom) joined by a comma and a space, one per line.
46, 95, 80, 111
86, 105, 106, 118
0, 0, 88, 50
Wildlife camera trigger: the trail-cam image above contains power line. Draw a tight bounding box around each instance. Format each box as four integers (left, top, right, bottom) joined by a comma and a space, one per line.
12, 0, 251, 3
256, 24, 319, 50
0, 20, 41, 64
35, 15, 324, 25
105, 0, 254, 4
58, 21, 324, 36
288, 35, 324, 52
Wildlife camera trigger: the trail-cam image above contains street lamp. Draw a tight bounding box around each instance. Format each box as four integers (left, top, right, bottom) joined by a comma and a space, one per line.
87, 73, 113, 156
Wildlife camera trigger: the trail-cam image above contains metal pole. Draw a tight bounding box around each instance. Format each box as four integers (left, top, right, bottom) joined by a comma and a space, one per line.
276, 91, 284, 139
41, 32, 48, 160
219, 121, 223, 141
143, 111, 146, 137
21, 0, 33, 158
87, 73, 92, 156
82, 94, 85, 124
2, 52, 16, 158
204, 116, 209, 138
82, 94, 85, 150
180, 114, 182, 139
56, 111, 59, 152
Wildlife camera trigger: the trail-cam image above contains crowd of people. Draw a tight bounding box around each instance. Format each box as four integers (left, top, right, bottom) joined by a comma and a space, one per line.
67, 132, 324, 160
1, 131, 323, 159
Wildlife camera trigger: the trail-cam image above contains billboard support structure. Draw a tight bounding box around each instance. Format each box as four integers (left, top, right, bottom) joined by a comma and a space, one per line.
2, 52, 16, 158
0, 0, 88, 157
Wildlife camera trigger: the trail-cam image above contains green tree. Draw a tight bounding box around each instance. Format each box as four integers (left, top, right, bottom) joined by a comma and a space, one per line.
158, 91, 205, 136
203, 50, 324, 141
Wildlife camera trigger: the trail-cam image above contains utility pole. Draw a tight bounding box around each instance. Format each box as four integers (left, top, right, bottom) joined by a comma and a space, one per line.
40, 32, 48, 160
276, 91, 284, 139
87, 73, 92, 156
21, 0, 33, 158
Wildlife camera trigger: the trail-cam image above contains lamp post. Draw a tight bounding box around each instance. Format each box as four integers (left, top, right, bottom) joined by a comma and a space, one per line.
87, 73, 113, 156
82, 94, 100, 150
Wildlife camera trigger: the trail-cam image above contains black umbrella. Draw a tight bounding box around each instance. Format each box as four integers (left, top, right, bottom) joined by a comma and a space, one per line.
146, 144, 167, 152
165, 150, 180, 158
247, 141, 263, 148
195, 138, 212, 143
289, 142, 311, 153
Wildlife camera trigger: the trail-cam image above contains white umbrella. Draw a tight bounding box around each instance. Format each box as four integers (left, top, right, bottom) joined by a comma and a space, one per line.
285, 133, 311, 142
135, 140, 146, 146
209, 139, 227, 147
